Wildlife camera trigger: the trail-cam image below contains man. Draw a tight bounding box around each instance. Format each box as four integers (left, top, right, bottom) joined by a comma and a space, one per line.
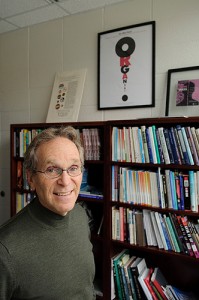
0, 126, 96, 299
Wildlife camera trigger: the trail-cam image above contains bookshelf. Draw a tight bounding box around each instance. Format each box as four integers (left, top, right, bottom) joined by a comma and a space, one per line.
10, 117, 199, 299
107, 116, 199, 299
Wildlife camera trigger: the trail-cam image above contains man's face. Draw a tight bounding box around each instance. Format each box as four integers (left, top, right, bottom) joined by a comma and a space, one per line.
28, 137, 83, 216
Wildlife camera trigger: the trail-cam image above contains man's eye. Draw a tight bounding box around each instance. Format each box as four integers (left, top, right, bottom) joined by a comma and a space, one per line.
46, 167, 58, 173
69, 165, 79, 171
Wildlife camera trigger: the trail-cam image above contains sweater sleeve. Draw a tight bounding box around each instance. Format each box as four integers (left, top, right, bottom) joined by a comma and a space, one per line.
0, 242, 16, 299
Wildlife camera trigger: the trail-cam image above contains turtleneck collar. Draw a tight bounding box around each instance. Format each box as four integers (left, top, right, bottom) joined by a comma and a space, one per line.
27, 197, 73, 229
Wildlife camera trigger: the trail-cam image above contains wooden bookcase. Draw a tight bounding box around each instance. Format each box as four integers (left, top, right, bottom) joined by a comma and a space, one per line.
10, 117, 199, 299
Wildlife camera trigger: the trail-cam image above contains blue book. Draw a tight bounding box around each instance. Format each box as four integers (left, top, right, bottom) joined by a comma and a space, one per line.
168, 128, 179, 164
158, 213, 173, 251
169, 170, 178, 210
163, 128, 174, 164
179, 173, 185, 210
145, 127, 154, 163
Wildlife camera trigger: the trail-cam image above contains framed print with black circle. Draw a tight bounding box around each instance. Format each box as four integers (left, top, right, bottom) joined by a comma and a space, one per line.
97, 21, 155, 110
165, 66, 199, 116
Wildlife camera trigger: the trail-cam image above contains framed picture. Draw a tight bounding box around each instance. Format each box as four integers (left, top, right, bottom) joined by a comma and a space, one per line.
46, 69, 86, 123
165, 66, 199, 116
98, 21, 155, 110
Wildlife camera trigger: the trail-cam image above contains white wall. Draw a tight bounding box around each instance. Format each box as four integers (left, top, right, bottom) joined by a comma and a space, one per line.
0, 0, 199, 224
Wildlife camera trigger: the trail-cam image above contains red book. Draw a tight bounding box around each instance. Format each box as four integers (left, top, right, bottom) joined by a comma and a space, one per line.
150, 268, 168, 300
144, 268, 159, 300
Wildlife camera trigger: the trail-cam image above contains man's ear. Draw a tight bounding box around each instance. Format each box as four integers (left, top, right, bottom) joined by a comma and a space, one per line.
26, 170, 35, 191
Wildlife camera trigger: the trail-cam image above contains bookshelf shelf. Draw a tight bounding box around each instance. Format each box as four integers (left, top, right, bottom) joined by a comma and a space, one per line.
10, 117, 199, 299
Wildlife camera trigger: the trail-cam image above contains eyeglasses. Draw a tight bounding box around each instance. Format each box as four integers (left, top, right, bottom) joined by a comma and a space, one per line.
34, 165, 83, 179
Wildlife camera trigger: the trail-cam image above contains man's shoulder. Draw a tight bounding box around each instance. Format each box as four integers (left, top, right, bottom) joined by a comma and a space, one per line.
0, 204, 31, 239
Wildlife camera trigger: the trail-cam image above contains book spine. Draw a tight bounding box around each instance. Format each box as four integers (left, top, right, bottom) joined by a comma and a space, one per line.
145, 127, 154, 163
168, 128, 179, 164
185, 126, 199, 165
173, 127, 185, 164
163, 128, 174, 164
169, 213, 188, 254
176, 215, 194, 257
189, 170, 198, 212
181, 127, 194, 165
158, 128, 170, 164
180, 216, 199, 258
176, 125, 190, 164
152, 125, 160, 164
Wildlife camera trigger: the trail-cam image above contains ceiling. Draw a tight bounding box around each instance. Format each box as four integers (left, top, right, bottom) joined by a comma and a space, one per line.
0, 0, 129, 35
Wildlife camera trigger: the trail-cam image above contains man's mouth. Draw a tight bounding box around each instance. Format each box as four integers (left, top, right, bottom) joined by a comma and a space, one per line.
54, 191, 72, 196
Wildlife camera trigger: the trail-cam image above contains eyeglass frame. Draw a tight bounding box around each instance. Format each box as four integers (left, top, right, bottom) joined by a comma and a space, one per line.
33, 165, 83, 179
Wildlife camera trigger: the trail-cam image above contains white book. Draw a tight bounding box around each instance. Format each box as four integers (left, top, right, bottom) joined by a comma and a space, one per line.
138, 265, 153, 300
154, 212, 168, 250
150, 211, 164, 249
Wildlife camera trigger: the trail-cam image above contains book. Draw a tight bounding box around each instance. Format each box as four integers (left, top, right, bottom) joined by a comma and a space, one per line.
112, 249, 130, 300
126, 256, 138, 300
185, 126, 199, 165
189, 170, 198, 212
182, 174, 191, 210
154, 212, 169, 250
135, 211, 147, 246
130, 257, 147, 300
164, 214, 181, 253
168, 128, 180, 164
150, 210, 164, 249
173, 126, 185, 165
146, 126, 154, 163
163, 128, 175, 164
176, 125, 190, 165
181, 127, 194, 165
169, 213, 189, 255
152, 125, 161, 164
180, 215, 199, 258
138, 265, 153, 300
158, 213, 173, 251
158, 127, 170, 164
143, 267, 159, 300
150, 268, 168, 300
176, 215, 194, 257
123, 255, 137, 300
191, 127, 199, 158
143, 209, 158, 247
141, 125, 150, 163
148, 126, 158, 163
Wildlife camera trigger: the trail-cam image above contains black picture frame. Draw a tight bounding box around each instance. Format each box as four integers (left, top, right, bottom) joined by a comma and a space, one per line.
97, 21, 155, 110
165, 66, 199, 116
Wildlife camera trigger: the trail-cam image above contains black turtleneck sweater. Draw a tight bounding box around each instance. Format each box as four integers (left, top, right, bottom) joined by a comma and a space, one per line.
0, 198, 95, 299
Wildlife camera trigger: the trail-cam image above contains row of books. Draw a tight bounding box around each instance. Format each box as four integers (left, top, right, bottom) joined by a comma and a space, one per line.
112, 166, 199, 212
112, 207, 199, 258
16, 192, 35, 213
80, 128, 101, 160
112, 124, 199, 165
111, 250, 197, 300
14, 127, 101, 160
14, 128, 43, 157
